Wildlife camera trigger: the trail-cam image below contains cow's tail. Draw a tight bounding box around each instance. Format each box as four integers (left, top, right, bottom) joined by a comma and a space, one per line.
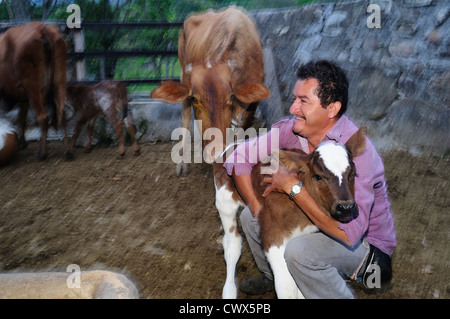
40, 25, 67, 131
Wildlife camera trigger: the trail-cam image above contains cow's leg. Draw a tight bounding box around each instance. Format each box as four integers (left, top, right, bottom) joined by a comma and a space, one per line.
27, 96, 48, 160
52, 33, 70, 159
176, 99, 191, 176
215, 180, 243, 299
60, 111, 74, 160
16, 103, 28, 149
265, 243, 304, 299
21, 78, 48, 160
85, 118, 96, 153
35, 110, 49, 160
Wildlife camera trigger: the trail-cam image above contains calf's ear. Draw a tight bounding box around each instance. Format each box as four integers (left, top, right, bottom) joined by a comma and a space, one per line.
151, 81, 189, 103
233, 79, 270, 105
345, 126, 366, 159
278, 149, 310, 176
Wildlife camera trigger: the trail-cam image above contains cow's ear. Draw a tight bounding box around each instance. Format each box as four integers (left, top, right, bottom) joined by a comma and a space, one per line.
151, 81, 189, 103
345, 126, 366, 159
233, 80, 270, 104
278, 149, 309, 175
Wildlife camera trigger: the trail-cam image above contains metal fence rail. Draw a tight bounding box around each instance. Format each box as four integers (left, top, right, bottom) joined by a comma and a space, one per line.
0, 21, 183, 85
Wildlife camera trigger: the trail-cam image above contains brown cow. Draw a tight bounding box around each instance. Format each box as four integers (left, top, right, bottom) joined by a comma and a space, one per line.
249, 127, 366, 298
151, 6, 270, 176
65, 81, 140, 158
150, 6, 270, 298
0, 22, 69, 160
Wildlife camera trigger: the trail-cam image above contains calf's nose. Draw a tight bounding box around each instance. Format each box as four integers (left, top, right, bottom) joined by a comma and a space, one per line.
335, 203, 359, 222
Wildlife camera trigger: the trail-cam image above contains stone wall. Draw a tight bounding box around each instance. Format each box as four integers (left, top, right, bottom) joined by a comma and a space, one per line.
251, 0, 449, 154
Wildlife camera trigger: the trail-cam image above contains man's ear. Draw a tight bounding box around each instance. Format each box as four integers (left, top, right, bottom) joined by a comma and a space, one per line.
327, 101, 341, 118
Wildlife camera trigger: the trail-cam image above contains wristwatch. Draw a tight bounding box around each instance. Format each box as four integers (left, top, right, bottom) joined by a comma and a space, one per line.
289, 181, 303, 200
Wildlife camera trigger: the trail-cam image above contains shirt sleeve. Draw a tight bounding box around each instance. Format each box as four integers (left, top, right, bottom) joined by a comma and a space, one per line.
223, 117, 296, 176
223, 130, 274, 176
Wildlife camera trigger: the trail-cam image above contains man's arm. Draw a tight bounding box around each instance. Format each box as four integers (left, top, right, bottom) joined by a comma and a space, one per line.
232, 171, 262, 217
261, 163, 351, 246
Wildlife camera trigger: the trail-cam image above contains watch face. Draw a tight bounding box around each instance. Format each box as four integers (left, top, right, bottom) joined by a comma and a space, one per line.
292, 185, 301, 193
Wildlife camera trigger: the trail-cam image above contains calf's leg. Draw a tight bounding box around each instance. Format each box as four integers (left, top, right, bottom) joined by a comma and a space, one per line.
104, 111, 125, 159
215, 180, 243, 299
266, 243, 303, 299
123, 111, 140, 156
69, 116, 88, 156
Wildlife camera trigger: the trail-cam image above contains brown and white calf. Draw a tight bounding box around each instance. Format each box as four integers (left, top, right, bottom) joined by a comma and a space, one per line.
251, 126, 366, 298
215, 126, 366, 298
66, 81, 140, 158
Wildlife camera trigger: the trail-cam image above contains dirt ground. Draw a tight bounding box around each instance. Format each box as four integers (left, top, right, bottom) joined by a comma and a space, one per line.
0, 140, 448, 299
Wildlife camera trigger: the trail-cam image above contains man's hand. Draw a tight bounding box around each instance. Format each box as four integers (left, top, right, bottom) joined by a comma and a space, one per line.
260, 157, 300, 197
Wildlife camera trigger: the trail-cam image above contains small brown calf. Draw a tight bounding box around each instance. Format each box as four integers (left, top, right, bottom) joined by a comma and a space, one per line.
66, 81, 140, 158
250, 126, 366, 298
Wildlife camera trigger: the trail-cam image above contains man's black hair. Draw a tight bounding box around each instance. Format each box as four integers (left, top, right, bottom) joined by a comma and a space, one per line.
296, 60, 349, 116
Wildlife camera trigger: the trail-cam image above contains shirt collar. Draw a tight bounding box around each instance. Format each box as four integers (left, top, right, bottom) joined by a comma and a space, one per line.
324, 115, 348, 143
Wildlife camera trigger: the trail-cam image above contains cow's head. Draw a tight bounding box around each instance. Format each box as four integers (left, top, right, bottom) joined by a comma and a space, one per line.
151, 61, 270, 161
280, 126, 366, 223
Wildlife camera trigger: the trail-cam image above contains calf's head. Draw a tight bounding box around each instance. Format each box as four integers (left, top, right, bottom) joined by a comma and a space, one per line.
282, 127, 366, 223
151, 61, 270, 161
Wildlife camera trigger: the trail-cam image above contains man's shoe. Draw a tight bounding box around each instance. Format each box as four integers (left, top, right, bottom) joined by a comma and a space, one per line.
240, 274, 274, 295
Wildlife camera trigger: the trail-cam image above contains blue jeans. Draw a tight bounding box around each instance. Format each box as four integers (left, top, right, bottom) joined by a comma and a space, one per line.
240, 206, 369, 298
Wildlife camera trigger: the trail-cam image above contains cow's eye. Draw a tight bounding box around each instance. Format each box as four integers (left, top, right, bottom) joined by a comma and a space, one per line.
191, 96, 198, 103
313, 173, 322, 181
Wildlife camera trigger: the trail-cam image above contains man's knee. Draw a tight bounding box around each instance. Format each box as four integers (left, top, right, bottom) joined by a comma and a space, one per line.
284, 236, 315, 269
239, 206, 253, 226
240, 206, 257, 234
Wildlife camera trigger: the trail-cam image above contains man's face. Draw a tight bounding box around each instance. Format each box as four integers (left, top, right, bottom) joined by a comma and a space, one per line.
289, 78, 331, 140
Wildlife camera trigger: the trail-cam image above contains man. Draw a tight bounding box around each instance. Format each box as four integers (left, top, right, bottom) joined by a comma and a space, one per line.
223, 60, 396, 298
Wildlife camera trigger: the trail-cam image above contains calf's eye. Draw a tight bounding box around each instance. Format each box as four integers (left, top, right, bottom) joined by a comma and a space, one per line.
313, 173, 322, 181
